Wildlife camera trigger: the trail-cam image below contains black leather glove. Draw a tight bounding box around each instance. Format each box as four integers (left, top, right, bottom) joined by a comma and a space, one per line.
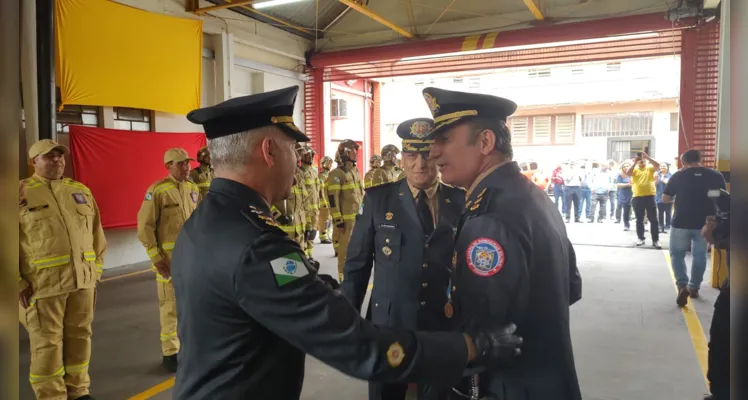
335, 221, 345, 229
308, 258, 321, 270
318, 274, 340, 290
277, 214, 293, 226
471, 323, 523, 369
307, 230, 317, 241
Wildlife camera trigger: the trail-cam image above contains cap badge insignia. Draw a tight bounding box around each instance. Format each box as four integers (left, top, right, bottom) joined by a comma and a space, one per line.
386, 342, 405, 367
385, 211, 393, 220
423, 93, 440, 115
410, 121, 432, 139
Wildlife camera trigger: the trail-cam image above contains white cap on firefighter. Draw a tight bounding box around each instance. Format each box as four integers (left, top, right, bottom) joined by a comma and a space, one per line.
28, 139, 69, 160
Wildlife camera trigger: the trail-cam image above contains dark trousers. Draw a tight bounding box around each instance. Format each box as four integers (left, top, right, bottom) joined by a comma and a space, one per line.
553, 184, 566, 216
564, 186, 581, 221
632, 195, 659, 241
616, 202, 632, 228
591, 193, 608, 221
580, 187, 592, 220
608, 190, 617, 218
657, 202, 672, 230
707, 286, 730, 399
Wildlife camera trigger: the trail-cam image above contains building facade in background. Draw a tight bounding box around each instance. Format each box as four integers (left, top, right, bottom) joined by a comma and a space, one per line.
379, 56, 681, 168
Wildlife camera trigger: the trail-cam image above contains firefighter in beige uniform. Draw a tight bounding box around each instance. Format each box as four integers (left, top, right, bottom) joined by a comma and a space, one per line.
137, 148, 199, 373
332, 153, 343, 256
317, 156, 334, 244
380, 144, 401, 182
189, 146, 213, 203
298, 145, 321, 258
326, 140, 364, 281
272, 145, 308, 249
364, 155, 384, 189
20, 139, 106, 400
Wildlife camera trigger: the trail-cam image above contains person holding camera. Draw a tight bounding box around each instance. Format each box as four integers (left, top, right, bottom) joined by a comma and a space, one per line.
661, 149, 726, 306
700, 189, 729, 400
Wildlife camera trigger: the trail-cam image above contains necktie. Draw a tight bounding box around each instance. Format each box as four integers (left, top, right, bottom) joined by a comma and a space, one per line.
417, 190, 434, 236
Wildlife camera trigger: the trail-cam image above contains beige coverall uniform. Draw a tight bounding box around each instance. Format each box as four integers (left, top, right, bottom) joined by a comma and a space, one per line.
188, 165, 213, 203
272, 169, 307, 249
381, 163, 400, 182
364, 167, 386, 189
326, 162, 364, 280
19, 175, 106, 400
299, 164, 320, 257
317, 169, 331, 242
137, 176, 199, 357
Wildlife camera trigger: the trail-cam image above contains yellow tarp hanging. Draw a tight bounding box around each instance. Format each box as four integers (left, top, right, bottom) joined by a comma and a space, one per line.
55, 0, 202, 115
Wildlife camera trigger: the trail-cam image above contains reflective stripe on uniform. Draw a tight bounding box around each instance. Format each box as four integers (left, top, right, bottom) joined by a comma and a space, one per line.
196, 182, 210, 188
65, 361, 90, 375
32, 255, 71, 270
83, 251, 96, 261
341, 183, 360, 190
342, 213, 357, 221
161, 242, 176, 251
327, 184, 341, 191
147, 247, 160, 257
160, 331, 178, 342
154, 182, 175, 194
29, 366, 65, 384
331, 212, 342, 218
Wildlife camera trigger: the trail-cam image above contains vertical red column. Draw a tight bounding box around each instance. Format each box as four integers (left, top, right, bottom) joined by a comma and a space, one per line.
678, 22, 720, 167
371, 81, 382, 156
303, 68, 326, 163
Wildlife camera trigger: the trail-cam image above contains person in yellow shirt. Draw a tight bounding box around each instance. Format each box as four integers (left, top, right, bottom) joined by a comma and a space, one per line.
137, 148, 200, 373
626, 152, 661, 248
19, 139, 106, 400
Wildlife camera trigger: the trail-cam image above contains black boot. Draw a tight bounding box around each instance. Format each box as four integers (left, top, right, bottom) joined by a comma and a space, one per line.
163, 354, 178, 373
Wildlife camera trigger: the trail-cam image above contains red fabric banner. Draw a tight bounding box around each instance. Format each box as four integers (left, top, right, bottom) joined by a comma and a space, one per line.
69, 126, 206, 228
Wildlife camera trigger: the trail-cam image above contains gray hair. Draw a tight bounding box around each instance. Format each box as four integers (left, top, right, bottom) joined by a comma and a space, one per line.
208, 126, 276, 172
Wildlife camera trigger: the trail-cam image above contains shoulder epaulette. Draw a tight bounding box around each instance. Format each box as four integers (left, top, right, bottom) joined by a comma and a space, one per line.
62, 178, 92, 194
465, 187, 492, 215
242, 204, 284, 233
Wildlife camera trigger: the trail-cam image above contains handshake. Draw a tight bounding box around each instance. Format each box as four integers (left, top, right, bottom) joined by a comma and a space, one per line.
315, 273, 523, 370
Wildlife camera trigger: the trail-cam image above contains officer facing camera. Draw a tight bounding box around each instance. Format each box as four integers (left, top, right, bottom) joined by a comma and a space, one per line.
702, 188, 729, 400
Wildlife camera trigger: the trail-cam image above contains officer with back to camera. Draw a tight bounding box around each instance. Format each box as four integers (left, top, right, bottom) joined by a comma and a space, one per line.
172, 86, 524, 399
423, 87, 582, 400
343, 118, 466, 400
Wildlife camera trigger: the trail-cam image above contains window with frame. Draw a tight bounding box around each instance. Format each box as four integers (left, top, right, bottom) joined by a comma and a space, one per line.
507, 114, 575, 146
55, 89, 102, 133
581, 112, 653, 137
669, 112, 679, 131
113, 107, 153, 131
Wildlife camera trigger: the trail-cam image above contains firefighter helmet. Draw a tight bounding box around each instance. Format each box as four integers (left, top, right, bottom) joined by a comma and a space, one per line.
320, 156, 333, 170
381, 144, 400, 164
337, 139, 360, 164
369, 155, 383, 169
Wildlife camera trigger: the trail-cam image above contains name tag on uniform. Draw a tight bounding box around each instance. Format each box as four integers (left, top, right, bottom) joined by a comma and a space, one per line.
190, 192, 198, 203
72, 193, 87, 204
377, 224, 398, 229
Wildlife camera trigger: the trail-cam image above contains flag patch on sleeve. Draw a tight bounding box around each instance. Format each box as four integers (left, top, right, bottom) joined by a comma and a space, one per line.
270, 252, 310, 286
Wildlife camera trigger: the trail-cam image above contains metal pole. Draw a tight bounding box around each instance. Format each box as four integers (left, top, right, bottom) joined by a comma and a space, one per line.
36, 0, 55, 140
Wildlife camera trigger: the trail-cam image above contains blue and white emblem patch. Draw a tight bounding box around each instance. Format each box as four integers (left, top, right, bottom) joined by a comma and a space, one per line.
466, 237, 504, 277
145, 192, 153, 201
283, 259, 297, 274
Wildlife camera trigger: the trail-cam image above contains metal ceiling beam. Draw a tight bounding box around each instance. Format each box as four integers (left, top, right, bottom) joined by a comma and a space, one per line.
336, 0, 415, 39
193, 0, 259, 14
522, 0, 545, 21
324, 7, 351, 31
238, 4, 311, 34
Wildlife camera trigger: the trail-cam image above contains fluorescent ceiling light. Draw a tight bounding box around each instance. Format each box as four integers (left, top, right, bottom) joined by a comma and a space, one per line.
399, 32, 660, 62
253, 0, 307, 9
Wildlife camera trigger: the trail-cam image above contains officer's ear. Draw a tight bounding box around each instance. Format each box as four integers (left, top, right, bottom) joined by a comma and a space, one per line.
477, 129, 497, 156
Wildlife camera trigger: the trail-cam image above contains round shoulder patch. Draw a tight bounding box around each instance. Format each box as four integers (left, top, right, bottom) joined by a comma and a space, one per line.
466, 238, 505, 277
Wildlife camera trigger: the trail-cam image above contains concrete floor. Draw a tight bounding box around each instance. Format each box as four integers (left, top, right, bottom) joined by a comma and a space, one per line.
19, 217, 718, 400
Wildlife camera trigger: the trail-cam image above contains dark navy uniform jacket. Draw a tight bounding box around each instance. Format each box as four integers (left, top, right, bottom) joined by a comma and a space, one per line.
451, 162, 582, 400
171, 178, 471, 399
342, 179, 465, 331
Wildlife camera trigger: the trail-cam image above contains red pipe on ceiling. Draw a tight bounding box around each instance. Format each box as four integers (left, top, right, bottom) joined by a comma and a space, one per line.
310, 13, 688, 68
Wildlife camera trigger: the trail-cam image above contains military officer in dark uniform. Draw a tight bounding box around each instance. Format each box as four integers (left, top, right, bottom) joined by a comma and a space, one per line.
343, 117, 466, 400
171, 86, 524, 399
423, 87, 583, 400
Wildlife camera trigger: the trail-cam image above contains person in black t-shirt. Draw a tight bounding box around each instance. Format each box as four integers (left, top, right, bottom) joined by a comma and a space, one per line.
661, 149, 726, 306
